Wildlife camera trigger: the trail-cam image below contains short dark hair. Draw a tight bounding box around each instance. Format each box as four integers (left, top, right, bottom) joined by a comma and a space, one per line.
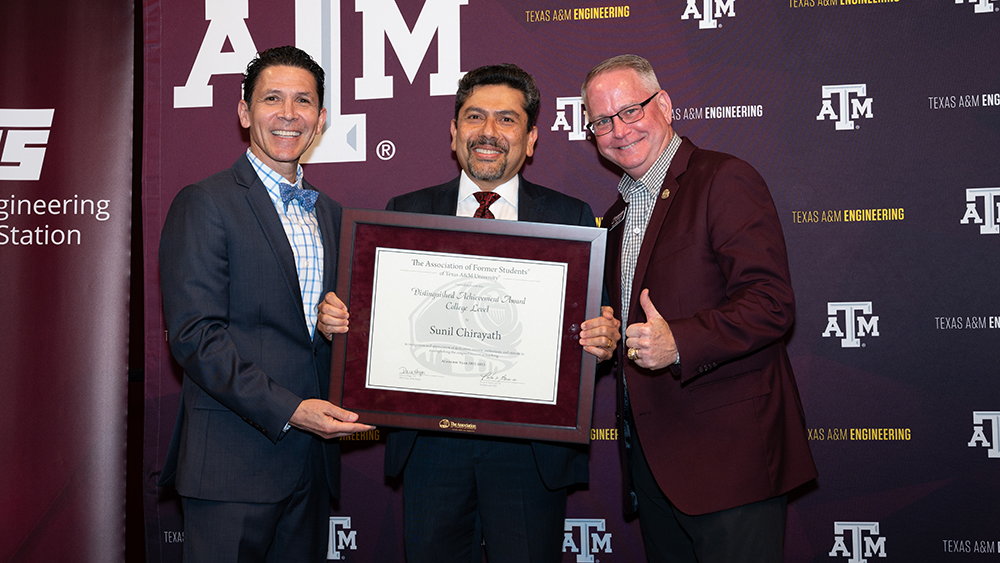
243, 46, 325, 108
454, 64, 540, 130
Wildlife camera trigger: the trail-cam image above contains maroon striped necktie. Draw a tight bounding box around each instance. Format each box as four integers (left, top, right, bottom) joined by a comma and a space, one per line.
473, 191, 501, 219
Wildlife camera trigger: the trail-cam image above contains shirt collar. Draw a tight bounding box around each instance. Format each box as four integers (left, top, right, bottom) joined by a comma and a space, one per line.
618, 133, 681, 203
458, 170, 519, 209
245, 148, 304, 201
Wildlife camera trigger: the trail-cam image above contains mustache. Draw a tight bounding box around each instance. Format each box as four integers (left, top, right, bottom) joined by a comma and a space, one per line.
468, 136, 509, 153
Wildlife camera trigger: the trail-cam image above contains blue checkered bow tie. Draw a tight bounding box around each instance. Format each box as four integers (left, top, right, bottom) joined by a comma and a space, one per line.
279, 182, 319, 212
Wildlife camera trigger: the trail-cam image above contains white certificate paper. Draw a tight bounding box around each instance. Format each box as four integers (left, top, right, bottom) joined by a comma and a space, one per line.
366, 248, 568, 404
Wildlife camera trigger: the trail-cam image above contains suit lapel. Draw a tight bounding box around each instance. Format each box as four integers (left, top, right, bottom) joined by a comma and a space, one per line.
432, 179, 460, 216
626, 138, 694, 326
517, 177, 545, 223
312, 189, 338, 346
604, 198, 627, 322
237, 159, 308, 329
314, 198, 337, 295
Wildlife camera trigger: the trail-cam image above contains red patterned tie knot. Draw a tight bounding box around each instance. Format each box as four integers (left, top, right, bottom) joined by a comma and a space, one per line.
473, 191, 501, 219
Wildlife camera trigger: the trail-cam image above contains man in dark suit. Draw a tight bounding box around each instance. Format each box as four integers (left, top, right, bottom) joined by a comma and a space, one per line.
158, 46, 372, 562
580, 55, 817, 562
350, 63, 618, 563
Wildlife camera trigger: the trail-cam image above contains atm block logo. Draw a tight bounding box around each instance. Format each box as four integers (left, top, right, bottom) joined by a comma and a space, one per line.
816, 84, 873, 130
961, 187, 1000, 235
823, 302, 879, 348
563, 519, 612, 562
551, 97, 587, 141
955, 0, 996, 14
681, 0, 735, 29
327, 517, 357, 560
969, 411, 1000, 458
172, 0, 469, 164
829, 521, 886, 562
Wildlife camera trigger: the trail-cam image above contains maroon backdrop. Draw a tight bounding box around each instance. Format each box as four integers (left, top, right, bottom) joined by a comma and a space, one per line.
0, 0, 134, 561
144, 1, 999, 562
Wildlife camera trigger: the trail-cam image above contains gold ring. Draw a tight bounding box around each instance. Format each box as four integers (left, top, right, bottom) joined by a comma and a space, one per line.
628, 347, 639, 361
604, 337, 613, 349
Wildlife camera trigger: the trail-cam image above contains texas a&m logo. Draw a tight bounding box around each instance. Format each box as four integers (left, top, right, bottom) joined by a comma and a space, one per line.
816, 84, 873, 131
173, 0, 468, 163
563, 519, 612, 562
823, 302, 879, 348
829, 521, 886, 562
551, 97, 587, 141
681, 0, 735, 29
968, 411, 1000, 458
955, 0, 996, 14
960, 187, 1000, 235
327, 517, 357, 560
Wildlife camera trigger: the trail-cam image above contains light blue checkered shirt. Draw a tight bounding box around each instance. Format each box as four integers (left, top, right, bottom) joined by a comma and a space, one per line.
245, 149, 324, 338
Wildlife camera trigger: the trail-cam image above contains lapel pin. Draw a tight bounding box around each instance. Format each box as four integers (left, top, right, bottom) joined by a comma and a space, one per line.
661, 189, 670, 199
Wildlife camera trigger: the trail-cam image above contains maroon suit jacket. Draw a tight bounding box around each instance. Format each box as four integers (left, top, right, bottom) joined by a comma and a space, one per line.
603, 137, 817, 516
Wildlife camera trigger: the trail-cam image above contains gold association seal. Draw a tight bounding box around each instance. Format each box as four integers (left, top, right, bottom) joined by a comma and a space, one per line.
438, 419, 478, 432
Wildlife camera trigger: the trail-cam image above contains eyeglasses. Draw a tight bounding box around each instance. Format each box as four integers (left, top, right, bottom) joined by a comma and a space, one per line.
585, 93, 658, 136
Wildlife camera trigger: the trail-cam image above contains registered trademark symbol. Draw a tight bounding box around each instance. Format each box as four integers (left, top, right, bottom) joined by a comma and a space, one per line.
376, 140, 396, 160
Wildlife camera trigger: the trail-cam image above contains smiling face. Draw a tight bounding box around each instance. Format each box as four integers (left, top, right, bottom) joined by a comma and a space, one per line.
450, 84, 538, 191
237, 65, 327, 182
583, 68, 674, 180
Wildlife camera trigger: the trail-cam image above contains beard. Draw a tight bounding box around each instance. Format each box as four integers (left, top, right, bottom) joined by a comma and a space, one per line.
464, 136, 510, 182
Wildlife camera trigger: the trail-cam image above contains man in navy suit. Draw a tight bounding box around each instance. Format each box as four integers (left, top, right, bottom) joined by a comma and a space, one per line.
367, 63, 619, 563
159, 46, 372, 562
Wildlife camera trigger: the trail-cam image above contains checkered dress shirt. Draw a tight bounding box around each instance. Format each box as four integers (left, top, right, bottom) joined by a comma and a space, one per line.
618, 133, 681, 332
246, 149, 324, 338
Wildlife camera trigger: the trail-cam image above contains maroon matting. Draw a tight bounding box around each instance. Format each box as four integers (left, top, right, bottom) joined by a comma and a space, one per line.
331, 208, 606, 443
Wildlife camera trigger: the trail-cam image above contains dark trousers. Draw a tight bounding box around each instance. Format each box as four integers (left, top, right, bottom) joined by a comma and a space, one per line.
631, 426, 787, 563
181, 438, 330, 563
402, 434, 567, 563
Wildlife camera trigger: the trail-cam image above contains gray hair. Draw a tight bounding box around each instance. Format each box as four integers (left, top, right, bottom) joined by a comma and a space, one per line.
580, 54, 661, 107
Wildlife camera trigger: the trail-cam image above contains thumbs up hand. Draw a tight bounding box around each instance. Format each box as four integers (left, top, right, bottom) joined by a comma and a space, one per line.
624, 289, 679, 370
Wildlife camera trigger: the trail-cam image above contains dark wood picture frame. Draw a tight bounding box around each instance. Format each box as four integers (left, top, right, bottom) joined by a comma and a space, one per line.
330, 208, 607, 443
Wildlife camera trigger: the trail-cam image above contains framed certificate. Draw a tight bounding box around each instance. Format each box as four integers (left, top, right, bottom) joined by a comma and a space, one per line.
330, 208, 607, 443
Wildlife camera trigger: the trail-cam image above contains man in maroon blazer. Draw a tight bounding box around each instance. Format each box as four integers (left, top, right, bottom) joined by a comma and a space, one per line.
580, 54, 817, 562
